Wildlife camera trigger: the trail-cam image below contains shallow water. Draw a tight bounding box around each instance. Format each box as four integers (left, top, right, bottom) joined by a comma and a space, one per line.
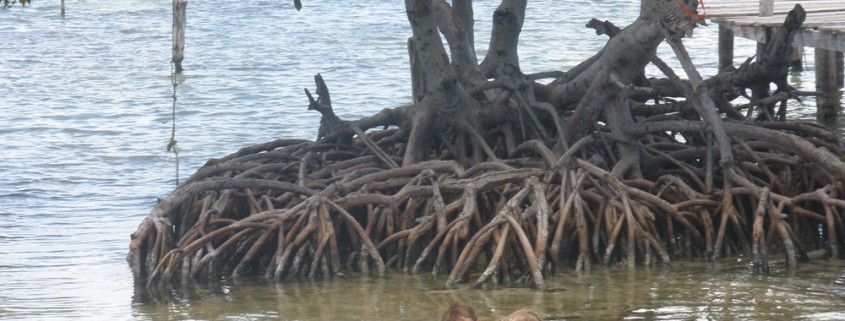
1, 0, 843, 320
128, 260, 845, 320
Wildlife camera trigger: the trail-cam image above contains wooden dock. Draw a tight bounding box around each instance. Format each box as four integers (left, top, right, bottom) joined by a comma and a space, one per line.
706, 0, 845, 119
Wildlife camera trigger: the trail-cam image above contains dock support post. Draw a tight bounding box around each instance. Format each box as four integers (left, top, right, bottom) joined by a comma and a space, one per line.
759, 0, 774, 17
61, 0, 65, 17
837, 51, 844, 88
790, 45, 803, 71
816, 49, 841, 123
172, 0, 188, 74
718, 25, 734, 71
751, 27, 774, 118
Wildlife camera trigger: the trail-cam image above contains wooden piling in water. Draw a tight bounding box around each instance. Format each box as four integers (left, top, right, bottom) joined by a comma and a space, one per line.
758, 0, 774, 17
60, 0, 65, 17
790, 45, 803, 71
837, 51, 844, 88
718, 25, 734, 71
815, 48, 840, 122
172, 0, 188, 73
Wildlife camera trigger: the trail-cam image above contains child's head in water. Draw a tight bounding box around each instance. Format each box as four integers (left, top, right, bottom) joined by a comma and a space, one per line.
440, 302, 479, 321
501, 308, 542, 321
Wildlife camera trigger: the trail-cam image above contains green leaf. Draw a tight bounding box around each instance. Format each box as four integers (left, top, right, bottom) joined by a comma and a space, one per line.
294, 0, 302, 11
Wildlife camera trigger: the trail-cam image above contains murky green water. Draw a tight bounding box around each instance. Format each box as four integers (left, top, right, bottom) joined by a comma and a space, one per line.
1, 0, 843, 320
130, 259, 845, 320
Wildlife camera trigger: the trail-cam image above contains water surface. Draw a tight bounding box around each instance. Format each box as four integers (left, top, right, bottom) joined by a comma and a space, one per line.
1, 0, 842, 320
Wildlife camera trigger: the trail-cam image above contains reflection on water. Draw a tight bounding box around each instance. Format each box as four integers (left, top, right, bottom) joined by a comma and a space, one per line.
130, 259, 845, 320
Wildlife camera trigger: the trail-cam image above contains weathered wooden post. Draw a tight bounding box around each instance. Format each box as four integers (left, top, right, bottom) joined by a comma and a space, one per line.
60, 0, 65, 17
172, 0, 188, 73
718, 25, 734, 71
837, 51, 844, 87
717, 0, 774, 72
790, 45, 803, 71
816, 49, 840, 123
759, 0, 773, 17
752, 0, 775, 110
756, 0, 773, 56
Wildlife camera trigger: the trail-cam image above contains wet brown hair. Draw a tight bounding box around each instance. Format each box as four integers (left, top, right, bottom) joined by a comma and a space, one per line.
500, 308, 542, 321
440, 302, 479, 321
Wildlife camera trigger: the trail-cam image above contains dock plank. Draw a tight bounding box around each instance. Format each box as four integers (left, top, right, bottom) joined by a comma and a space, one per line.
706, 0, 845, 51
714, 12, 845, 28
708, 1, 845, 16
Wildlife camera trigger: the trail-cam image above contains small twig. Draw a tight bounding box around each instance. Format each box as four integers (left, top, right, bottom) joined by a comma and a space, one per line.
352, 126, 399, 169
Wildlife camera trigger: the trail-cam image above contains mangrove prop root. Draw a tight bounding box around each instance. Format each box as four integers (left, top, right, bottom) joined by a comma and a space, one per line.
128, 3, 845, 290
128, 117, 845, 288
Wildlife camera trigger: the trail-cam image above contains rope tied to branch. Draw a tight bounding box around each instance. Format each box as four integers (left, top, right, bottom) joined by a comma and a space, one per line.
674, 0, 708, 19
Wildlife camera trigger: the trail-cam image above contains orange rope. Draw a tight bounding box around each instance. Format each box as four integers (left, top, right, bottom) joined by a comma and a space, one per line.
674, 0, 708, 19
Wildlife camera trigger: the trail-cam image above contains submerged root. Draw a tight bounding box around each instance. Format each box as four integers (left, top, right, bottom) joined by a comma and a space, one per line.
129, 120, 845, 289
